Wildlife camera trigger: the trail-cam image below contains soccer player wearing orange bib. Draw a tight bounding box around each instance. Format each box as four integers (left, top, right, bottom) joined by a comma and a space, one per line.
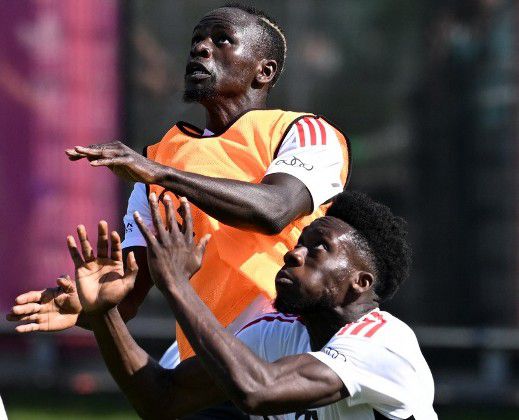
8, 5, 350, 371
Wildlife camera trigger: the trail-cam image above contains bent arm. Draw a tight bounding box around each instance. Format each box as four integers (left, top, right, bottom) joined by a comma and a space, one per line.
88, 307, 226, 418
164, 281, 346, 415
156, 170, 312, 234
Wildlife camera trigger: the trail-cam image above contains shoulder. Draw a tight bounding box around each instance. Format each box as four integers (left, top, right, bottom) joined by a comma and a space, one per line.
237, 312, 306, 336
330, 310, 422, 359
236, 312, 310, 362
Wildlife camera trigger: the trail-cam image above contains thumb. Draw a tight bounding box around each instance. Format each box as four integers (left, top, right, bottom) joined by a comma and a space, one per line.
56, 275, 75, 292
124, 251, 139, 279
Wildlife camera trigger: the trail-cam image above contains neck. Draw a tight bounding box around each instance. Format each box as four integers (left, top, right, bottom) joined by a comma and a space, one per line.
302, 301, 379, 351
201, 91, 267, 133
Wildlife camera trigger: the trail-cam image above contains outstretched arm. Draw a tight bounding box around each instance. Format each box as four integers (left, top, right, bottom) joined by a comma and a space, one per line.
6, 246, 152, 333
66, 142, 312, 234
134, 193, 347, 415
66, 218, 226, 418
88, 309, 226, 418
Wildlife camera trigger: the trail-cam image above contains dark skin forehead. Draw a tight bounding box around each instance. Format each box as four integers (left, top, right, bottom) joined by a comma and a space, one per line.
301, 216, 354, 247
194, 7, 260, 36
301, 217, 372, 272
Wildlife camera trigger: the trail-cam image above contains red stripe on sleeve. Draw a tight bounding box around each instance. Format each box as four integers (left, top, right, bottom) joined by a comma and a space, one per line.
349, 318, 376, 335
296, 121, 305, 147
364, 312, 387, 337
336, 323, 353, 336
304, 117, 317, 145
316, 118, 327, 145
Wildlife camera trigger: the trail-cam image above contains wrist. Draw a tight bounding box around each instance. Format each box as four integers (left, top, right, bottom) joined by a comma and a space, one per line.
88, 306, 118, 323
152, 164, 175, 185
84, 305, 118, 319
158, 278, 191, 304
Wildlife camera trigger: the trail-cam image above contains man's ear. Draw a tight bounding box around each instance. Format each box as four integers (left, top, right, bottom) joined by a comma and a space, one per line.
254, 59, 277, 87
351, 271, 374, 294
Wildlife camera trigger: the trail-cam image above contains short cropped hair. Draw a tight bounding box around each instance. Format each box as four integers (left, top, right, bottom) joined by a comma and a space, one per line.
224, 3, 287, 86
326, 191, 412, 302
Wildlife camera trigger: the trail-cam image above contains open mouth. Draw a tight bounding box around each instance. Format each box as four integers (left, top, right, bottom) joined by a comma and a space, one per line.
185, 62, 211, 80
275, 269, 295, 287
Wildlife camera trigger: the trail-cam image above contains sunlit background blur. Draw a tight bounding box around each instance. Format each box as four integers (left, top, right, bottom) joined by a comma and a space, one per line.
1, 0, 518, 418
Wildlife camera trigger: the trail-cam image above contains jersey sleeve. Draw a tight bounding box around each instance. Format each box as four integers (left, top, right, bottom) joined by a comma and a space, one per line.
121, 182, 153, 248
235, 321, 267, 359
308, 334, 420, 419
235, 314, 307, 362
265, 117, 344, 211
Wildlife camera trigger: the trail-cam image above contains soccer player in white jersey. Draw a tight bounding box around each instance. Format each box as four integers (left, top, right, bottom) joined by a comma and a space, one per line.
66, 190, 437, 419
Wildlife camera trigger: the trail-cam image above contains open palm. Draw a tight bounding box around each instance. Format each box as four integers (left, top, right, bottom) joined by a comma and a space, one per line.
67, 221, 138, 314
7, 275, 81, 332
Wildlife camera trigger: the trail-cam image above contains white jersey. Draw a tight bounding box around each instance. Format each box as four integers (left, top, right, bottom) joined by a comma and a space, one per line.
237, 310, 437, 420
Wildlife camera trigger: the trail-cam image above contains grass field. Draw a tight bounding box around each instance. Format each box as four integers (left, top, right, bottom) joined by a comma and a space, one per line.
3, 391, 519, 419
4, 392, 136, 420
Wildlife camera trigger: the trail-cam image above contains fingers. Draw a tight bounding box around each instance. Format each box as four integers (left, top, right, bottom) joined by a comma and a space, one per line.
179, 197, 193, 241
148, 192, 169, 242
14, 290, 43, 305
13, 313, 40, 323
10, 302, 41, 316
110, 231, 123, 262
97, 221, 109, 259
125, 251, 139, 273
15, 323, 41, 333
56, 275, 75, 293
67, 236, 85, 269
74, 145, 105, 156
90, 157, 127, 167
65, 149, 86, 161
133, 211, 158, 247
77, 225, 94, 262
66, 142, 123, 160
196, 233, 212, 258
123, 251, 139, 286
163, 194, 175, 232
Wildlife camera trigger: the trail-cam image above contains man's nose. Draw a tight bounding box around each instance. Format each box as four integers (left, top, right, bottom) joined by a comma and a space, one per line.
190, 39, 211, 59
284, 247, 306, 267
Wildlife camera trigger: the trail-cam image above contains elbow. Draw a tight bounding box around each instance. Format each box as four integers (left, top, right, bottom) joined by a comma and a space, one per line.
254, 205, 293, 236
228, 380, 272, 415
258, 220, 285, 236
233, 390, 266, 415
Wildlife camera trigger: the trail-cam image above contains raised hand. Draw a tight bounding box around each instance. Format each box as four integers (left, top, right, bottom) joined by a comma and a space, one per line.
6, 275, 81, 333
133, 193, 211, 293
67, 221, 138, 314
65, 141, 161, 183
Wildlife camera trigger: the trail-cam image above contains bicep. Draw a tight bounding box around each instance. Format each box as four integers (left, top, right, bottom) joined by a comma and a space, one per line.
248, 353, 346, 415
260, 172, 313, 218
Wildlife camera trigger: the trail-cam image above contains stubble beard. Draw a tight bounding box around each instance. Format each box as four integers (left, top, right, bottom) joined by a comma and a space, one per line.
183, 82, 218, 103
273, 293, 335, 316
